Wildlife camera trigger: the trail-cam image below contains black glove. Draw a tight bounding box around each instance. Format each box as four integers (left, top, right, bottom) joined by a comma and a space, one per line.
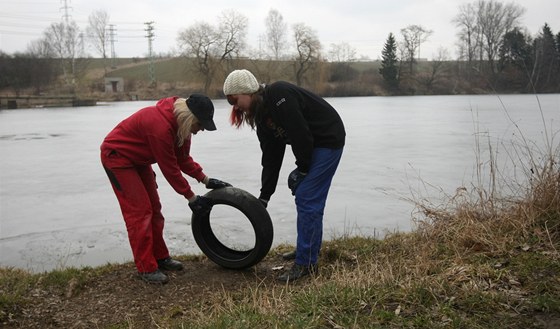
189, 195, 213, 215
259, 198, 268, 208
206, 178, 232, 189
288, 169, 307, 196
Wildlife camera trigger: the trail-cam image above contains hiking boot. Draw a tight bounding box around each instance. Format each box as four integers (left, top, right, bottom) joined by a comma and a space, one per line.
277, 263, 318, 282
157, 257, 184, 271
281, 250, 296, 260
139, 269, 169, 284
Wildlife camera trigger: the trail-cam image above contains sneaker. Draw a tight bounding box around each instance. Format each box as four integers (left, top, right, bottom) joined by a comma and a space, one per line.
281, 250, 296, 260
157, 257, 184, 271
139, 269, 169, 284
277, 263, 318, 282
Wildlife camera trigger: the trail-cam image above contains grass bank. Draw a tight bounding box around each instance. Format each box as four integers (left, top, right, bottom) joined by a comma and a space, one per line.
1, 161, 558, 328
1, 101, 559, 328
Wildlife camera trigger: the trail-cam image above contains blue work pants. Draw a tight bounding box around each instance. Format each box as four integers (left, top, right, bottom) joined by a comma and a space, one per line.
294, 147, 343, 266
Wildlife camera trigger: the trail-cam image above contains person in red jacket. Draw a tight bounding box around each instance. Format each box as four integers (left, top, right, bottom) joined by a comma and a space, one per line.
100, 94, 231, 284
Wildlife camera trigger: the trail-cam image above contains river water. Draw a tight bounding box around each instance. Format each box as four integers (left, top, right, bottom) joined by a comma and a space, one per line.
1, 94, 559, 272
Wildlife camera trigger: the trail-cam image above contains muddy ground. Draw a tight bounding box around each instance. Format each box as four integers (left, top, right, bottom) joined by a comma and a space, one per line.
4, 252, 293, 328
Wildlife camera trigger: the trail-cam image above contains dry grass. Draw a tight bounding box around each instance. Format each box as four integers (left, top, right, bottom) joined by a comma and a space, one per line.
2, 97, 559, 328
171, 97, 560, 328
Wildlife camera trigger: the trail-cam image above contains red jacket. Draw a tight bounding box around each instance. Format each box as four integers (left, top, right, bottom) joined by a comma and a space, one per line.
101, 96, 205, 199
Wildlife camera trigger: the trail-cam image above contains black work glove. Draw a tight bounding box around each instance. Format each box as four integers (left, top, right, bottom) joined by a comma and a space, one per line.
206, 178, 232, 189
189, 195, 213, 216
288, 169, 307, 196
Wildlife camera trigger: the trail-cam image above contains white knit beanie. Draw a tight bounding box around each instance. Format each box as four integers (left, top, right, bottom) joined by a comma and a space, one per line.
223, 69, 259, 95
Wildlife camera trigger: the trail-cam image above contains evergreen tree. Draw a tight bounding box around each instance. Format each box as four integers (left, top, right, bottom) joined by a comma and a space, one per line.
498, 28, 533, 91
532, 23, 559, 91
499, 28, 533, 69
379, 33, 399, 90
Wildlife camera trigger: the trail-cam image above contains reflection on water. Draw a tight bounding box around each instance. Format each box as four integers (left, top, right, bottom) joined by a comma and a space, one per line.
1, 94, 558, 272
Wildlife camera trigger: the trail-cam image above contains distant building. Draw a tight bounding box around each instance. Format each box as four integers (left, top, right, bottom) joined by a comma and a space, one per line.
104, 77, 124, 93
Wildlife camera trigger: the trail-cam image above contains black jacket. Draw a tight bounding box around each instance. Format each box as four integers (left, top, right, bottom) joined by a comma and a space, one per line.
257, 81, 346, 200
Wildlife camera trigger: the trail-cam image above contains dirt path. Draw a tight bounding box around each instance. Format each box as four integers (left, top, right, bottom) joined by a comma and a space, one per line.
6, 254, 288, 328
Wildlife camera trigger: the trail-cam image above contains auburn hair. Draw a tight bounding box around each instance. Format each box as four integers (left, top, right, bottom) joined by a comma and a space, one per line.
228, 86, 265, 129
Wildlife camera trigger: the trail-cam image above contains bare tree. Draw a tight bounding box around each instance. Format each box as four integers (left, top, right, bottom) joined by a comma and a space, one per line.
86, 10, 110, 65
328, 42, 357, 62
177, 10, 248, 93
417, 47, 450, 92
25, 39, 57, 94
475, 0, 525, 74
400, 24, 433, 75
44, 21, 84, 85
327, 42, 357, 86
64, 21, 85, 85
292, 23, 321, 86
397, 40, 408, 81
218, 10, 248, 61
45, 22, 66, 77
177, 22, 220, 93
453, 3, 481, 83
176, 11, 247, 93
453, 3, 479, 67
265, 9, 287, 60
27, 38, 54, 58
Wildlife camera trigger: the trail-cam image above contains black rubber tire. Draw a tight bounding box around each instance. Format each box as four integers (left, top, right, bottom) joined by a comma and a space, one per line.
191, 187, 274, 269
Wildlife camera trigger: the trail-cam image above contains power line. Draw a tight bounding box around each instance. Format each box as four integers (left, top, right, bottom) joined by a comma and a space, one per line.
0, 13, 60, 21
1, 2, 157, 57
0, 30, 44, 36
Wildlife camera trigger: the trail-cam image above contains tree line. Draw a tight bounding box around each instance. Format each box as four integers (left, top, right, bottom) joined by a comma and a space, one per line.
379, 1, 560, 94
0, 0, 559, 97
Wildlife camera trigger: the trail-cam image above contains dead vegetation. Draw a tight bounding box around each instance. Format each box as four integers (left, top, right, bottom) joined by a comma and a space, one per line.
1, 97, 559, 328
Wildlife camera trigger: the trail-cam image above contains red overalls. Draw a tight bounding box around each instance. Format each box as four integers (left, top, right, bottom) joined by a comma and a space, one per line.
100, 97, 206, 273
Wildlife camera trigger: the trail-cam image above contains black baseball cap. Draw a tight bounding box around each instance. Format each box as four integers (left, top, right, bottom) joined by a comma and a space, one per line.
186, 94, 217, 131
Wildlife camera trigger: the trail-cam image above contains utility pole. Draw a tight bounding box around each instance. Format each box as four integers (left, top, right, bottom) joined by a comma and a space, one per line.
109, 24, 117, 69
144, 21, 156, 88
60, 0, 72, 25
60, 0, 73, 85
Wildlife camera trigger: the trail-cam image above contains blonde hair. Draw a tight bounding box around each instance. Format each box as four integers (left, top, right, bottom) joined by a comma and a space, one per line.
173, 98, 196, 147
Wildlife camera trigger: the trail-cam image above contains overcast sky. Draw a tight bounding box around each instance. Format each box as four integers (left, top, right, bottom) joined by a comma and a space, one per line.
1, 0, 558, 60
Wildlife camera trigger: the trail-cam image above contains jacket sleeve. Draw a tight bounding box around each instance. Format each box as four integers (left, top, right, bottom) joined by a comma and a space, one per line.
177, 139, 207, 183
257, 126, 286, 201
147, 133, 197, 199
267, 87, 313, 173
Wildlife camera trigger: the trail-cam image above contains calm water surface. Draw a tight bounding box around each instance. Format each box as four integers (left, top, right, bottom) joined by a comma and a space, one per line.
1, 94, 559, 272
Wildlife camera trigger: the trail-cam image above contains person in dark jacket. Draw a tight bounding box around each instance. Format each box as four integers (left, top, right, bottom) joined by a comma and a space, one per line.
223, 69, 345, 282
100, 95, 230, 284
